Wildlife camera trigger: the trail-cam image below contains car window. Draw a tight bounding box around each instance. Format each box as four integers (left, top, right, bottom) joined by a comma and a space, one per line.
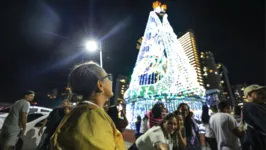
27, 113, 44, 123
41, 109, 50, 113
35, 118, 48, 127
29, 108, 38, 114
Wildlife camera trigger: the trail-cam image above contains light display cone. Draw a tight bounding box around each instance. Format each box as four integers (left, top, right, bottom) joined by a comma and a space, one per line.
124, 2, 205, 129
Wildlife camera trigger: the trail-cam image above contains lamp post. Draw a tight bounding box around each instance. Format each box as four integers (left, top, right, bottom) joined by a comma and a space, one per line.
85, 40, 103, 67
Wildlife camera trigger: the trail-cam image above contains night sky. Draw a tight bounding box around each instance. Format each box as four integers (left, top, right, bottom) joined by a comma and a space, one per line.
1, 0, 265, 102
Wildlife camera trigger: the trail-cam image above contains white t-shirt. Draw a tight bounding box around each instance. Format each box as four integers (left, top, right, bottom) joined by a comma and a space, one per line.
140, 119, 148, 134
209, 113, 241, 150
204, 124, 215, 138
136, 126, 173, 150
2, 99, 30, 133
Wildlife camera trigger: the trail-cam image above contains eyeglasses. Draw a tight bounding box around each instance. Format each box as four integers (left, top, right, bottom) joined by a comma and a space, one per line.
101, 74, 113, 81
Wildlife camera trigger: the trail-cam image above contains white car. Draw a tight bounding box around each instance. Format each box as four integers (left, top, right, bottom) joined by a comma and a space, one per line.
21, 112, 50, 150
0, 106, 52, 150
0, 106, 52, 127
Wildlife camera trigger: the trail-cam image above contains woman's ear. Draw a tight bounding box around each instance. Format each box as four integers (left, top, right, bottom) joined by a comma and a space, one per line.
96, 80, 104, 93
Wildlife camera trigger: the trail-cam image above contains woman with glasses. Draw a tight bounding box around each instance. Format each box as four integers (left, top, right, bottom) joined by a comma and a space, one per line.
50, 61, 126, 150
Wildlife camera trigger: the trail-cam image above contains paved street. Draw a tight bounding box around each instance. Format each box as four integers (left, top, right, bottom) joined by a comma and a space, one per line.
125, 141, 211, 150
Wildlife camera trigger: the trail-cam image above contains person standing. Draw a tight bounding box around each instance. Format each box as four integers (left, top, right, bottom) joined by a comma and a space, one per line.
243, 85, 266, 150
175, 103, 201, 150
172, 114, 187, 150
147, 103, 164, 128
209, 101, 244, 150
50, 61, 126, 150
202, 105, 217, 150
0, 91, 35, 150
135, 116, 142, 139
107, 105, 128, 133
37, 100, 72, 150
140, 115, 149, 135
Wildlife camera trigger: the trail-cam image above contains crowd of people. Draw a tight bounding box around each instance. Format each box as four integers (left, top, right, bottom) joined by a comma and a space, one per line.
0, 61, 265, 150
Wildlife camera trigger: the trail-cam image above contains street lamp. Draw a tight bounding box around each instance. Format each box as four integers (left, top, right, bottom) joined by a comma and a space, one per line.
85, 40, 103, 67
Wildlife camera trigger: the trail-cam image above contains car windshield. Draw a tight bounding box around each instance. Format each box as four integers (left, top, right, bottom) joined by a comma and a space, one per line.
29, 108, 38, 114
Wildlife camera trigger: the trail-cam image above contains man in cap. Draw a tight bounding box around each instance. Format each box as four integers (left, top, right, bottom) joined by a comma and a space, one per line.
242, 84, 266, 150
244, 84, 266, 104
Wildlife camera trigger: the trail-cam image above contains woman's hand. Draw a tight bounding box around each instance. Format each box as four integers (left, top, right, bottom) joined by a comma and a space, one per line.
177, 124, 184, 133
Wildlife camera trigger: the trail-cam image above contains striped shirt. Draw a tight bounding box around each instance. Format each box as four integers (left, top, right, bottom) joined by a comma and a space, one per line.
147, 111, 162, 128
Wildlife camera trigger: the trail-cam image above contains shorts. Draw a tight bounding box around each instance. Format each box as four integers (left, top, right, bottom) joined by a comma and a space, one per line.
0, 130, 20, 146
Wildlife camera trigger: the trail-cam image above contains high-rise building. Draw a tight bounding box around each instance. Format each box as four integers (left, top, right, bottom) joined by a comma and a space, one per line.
113, 75, 130, 105
178, 31, 204, 86
217, 63, 236, 105
200, 51, 225, 101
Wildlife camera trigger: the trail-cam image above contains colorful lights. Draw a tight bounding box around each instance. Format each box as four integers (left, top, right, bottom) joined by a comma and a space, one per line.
124, 2, 205, 129
124, 11, 205, 101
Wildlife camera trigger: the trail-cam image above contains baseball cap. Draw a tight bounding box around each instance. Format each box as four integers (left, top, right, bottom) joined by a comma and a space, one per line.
244, 84, 266, 97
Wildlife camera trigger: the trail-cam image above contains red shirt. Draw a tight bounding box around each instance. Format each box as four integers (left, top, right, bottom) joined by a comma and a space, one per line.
147, 111, 162, 128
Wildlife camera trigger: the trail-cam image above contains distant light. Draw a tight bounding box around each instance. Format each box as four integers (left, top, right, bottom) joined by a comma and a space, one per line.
85, 40, 98, 51
120, 79, 126, 83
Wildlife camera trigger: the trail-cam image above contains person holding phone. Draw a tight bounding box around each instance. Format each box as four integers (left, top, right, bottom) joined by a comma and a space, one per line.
107, 105, 128, 133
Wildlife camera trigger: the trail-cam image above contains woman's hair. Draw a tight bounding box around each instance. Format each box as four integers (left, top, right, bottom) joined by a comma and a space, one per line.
151, 103, 163, 118
162, 107, 168, 113
201, 105, 210, 124
176, 103, 195, 138
107, 106, 119, 127
68, 61, 103, 99
159, 113, 176, 128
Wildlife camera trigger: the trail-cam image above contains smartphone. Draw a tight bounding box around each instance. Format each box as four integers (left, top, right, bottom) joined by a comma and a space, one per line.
118, 104, 124, 119
118, 104, 123, 111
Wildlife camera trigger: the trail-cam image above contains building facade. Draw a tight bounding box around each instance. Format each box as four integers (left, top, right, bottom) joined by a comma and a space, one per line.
200, 51, 226, 101
217, 63, 236, 105
231, 84, 247, 104
178, 31, 204, 87
113, 75, 130, 105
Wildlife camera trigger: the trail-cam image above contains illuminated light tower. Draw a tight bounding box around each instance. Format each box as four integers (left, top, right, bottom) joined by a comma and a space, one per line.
124, 1, 205, 129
